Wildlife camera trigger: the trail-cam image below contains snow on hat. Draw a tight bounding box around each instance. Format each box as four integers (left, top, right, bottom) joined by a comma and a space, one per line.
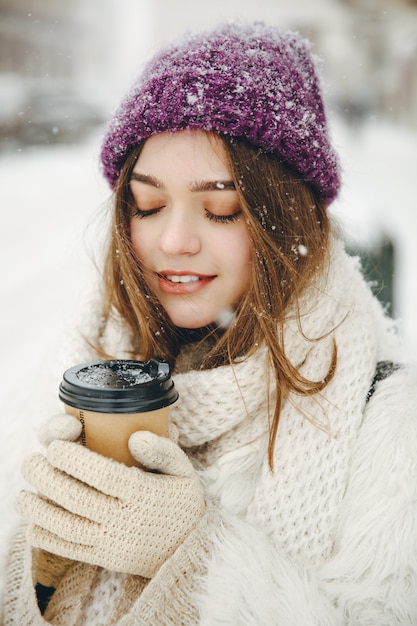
100, 21, 341, 204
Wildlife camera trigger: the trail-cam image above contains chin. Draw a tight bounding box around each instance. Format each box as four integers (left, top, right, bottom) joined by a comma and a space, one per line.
165, 302, 237, 331
172, 318, 214, 329
167, 311, 215, 330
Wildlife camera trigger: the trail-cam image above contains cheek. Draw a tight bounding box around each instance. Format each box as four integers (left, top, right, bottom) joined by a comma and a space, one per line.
225, 229, 252, 268
130, 221, 147, 259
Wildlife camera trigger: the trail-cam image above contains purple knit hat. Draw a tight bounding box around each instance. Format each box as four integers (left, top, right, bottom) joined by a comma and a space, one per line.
100, 21, 340, 204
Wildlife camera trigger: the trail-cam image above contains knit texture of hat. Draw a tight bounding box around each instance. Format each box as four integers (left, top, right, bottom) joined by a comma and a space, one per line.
100, 21, 341, 204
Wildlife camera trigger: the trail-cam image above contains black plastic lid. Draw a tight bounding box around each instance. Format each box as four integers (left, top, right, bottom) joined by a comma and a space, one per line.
59, 358, 178, 413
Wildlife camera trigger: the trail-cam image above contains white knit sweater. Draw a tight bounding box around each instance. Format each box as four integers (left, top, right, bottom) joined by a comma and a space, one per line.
3, 239, 417, 625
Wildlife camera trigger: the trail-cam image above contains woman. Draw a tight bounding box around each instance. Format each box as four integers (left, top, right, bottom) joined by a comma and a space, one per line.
3, 21, 417, 625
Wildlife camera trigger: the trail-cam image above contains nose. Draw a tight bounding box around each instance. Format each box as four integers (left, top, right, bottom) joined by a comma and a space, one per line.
158, 209, 201, 256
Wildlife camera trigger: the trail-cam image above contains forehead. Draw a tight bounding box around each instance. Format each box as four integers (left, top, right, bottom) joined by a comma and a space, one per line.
133, 130, 231, 180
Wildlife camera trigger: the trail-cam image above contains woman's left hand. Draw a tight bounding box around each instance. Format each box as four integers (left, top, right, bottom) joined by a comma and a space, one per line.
16, 432, 205, 578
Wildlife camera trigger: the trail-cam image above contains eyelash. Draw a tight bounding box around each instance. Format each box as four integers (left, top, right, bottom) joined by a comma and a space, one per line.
132, 207, 164, 219
204, 209, 241, 224
132, 206, 241, 224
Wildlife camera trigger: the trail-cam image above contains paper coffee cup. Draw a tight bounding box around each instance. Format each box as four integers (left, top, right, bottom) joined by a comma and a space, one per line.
58, 358, 178, 466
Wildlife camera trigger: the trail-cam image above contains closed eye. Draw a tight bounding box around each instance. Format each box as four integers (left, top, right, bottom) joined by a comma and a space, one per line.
204, 209, 241, 224
132, 206, 165, 218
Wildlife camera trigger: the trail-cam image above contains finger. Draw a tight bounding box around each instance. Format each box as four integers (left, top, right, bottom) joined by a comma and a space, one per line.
37, 414, 82, 448
21, 453, 112, 521
46, 439, 141, 498
16, 491, 99, 545
27, 524, 97, 566
128, 431, 194, 477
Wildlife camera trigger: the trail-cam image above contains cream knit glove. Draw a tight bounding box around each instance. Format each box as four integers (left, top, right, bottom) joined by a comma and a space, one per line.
16, 433, 205, 577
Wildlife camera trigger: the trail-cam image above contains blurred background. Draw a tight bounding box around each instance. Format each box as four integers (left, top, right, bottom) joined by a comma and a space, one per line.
0, 0, 416, 593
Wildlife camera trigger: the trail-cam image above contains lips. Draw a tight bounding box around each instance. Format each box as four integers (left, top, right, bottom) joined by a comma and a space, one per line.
157, 271, 215, 294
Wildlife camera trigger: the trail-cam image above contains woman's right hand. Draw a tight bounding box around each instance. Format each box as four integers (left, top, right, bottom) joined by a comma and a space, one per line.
16, 432, 205, 578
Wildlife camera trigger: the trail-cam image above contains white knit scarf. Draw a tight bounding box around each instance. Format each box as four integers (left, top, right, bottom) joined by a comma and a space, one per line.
169, 238, 390, 568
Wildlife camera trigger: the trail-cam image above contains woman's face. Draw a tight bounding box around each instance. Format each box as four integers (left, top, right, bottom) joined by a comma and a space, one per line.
129, 130, 252, 328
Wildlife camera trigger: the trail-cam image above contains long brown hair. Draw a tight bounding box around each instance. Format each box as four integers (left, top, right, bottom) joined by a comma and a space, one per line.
98, 133, 336, 469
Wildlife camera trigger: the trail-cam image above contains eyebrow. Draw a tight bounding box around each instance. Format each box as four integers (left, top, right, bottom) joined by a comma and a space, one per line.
130, 172, 162, 188
130, 172, 235, 192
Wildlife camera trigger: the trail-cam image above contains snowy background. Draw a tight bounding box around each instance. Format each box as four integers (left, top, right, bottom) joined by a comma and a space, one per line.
1, 0, 417, 599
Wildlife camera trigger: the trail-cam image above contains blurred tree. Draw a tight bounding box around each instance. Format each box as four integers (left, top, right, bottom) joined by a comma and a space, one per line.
346, 238, 395, 316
